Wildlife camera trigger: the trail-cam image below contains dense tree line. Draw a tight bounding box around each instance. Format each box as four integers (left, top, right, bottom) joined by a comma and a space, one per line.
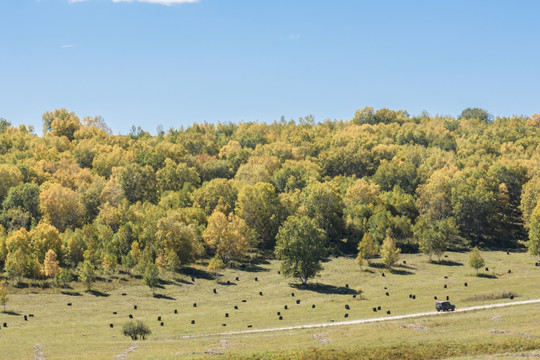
0, 107, 539, 284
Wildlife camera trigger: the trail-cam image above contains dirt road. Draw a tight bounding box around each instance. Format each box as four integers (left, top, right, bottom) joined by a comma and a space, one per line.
178, 298, 540, 339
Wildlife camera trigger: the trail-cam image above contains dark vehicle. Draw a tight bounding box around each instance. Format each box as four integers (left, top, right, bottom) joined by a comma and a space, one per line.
435, 301, 455, 312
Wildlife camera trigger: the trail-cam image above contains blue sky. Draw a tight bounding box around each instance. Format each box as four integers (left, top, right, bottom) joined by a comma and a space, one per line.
1, 0, 539, 134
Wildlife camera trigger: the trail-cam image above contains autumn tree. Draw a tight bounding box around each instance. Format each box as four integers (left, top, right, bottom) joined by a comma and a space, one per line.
207, 254, 225, 281
192, 178, 237, 216
155, 211, 203, 266
381, 231, 401, 269
43, 249, 61, 278
39, 183, 85, 232
203, 210, 248, 263
275, 216, 326, 284
357, 233, 379, 266
42, 108, 81, 140
468, 247, 485, 275
30, 223, 62, 263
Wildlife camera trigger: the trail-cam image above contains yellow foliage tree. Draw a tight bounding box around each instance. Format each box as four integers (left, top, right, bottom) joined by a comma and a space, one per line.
43, 249, 61, 278
39, 183, 85, 232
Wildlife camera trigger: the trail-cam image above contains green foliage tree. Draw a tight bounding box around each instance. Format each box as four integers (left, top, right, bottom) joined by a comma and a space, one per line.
303, 181, 344, 246
78, 260, 96, 291
0, 164, 23, 204
468, 247, 485, 275
236, 182, 283, 250
5, 248, 27, 284
55, 269, 73, 289
117, 163, 158, 204
275, 216, 326, 284
144, 263, 160, 295
122, 320, 151, 340
526, 201, 540, 256
0, 280, 8, 312
458, 107, 491, 123
380, 231, 401, 269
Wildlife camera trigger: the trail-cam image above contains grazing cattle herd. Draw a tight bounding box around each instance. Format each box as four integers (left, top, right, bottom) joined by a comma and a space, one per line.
0, 255, 534, 343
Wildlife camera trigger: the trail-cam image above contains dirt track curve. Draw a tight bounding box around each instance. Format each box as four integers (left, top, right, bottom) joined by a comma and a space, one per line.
177, 298, 540, 339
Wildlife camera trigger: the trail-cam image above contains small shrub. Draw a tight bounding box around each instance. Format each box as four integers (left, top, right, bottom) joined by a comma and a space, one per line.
122, 320, 151, 340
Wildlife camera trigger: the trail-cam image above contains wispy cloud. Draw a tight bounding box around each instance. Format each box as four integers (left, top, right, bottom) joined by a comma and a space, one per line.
288, 34, 301, 40
61, 44, 76, 48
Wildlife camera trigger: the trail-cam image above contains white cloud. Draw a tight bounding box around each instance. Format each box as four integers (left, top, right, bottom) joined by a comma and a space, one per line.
112, 0, 199, 5
68, 0, 89, 3
288, 34, 301, 40
61, 44, 76, 48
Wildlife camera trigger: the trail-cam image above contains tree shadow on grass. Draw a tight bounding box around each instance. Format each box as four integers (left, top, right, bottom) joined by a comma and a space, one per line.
181, 267, 214, 281
367, 263, 386, 269
174, 278, 192, 285
217, 281, 237, 286
237, 264, 270, 273
1, 311, 21, 316
390, 268, 415, 275
291, 283, 360, 295
477, 273, 498, 279
87, 289, 110, 297
61, 290, 82, 296
433, 260, 464, 267
153, 293, 176, 300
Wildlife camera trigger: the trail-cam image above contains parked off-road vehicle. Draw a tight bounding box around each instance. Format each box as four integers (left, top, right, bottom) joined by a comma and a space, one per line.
436, 301, 455, 312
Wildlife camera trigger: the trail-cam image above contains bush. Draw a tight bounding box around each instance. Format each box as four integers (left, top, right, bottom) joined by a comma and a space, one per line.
122, 320, 151, 340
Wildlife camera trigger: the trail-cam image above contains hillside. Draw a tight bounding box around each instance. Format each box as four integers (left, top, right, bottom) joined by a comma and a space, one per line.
0, 107, 539, 281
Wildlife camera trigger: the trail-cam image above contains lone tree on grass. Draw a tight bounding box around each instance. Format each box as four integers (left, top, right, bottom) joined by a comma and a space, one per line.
144, 263, 160, 295
468, 247, 485, 276
381, 231, 400, 270
274, 216, 326, 285
0, 281, 8, 312
122, 320, 151, 340
78, 260, 95, 291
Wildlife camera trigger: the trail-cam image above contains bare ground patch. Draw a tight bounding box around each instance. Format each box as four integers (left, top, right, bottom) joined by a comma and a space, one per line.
114, 343, 139, 359
313, 332, 331, 344
34, 344, 46, 360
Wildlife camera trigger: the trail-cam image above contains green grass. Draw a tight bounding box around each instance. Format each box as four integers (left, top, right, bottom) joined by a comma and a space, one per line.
1, 251, 539, 359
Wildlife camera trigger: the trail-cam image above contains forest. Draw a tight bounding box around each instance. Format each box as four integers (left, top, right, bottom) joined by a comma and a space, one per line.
0, 107, 539, 284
